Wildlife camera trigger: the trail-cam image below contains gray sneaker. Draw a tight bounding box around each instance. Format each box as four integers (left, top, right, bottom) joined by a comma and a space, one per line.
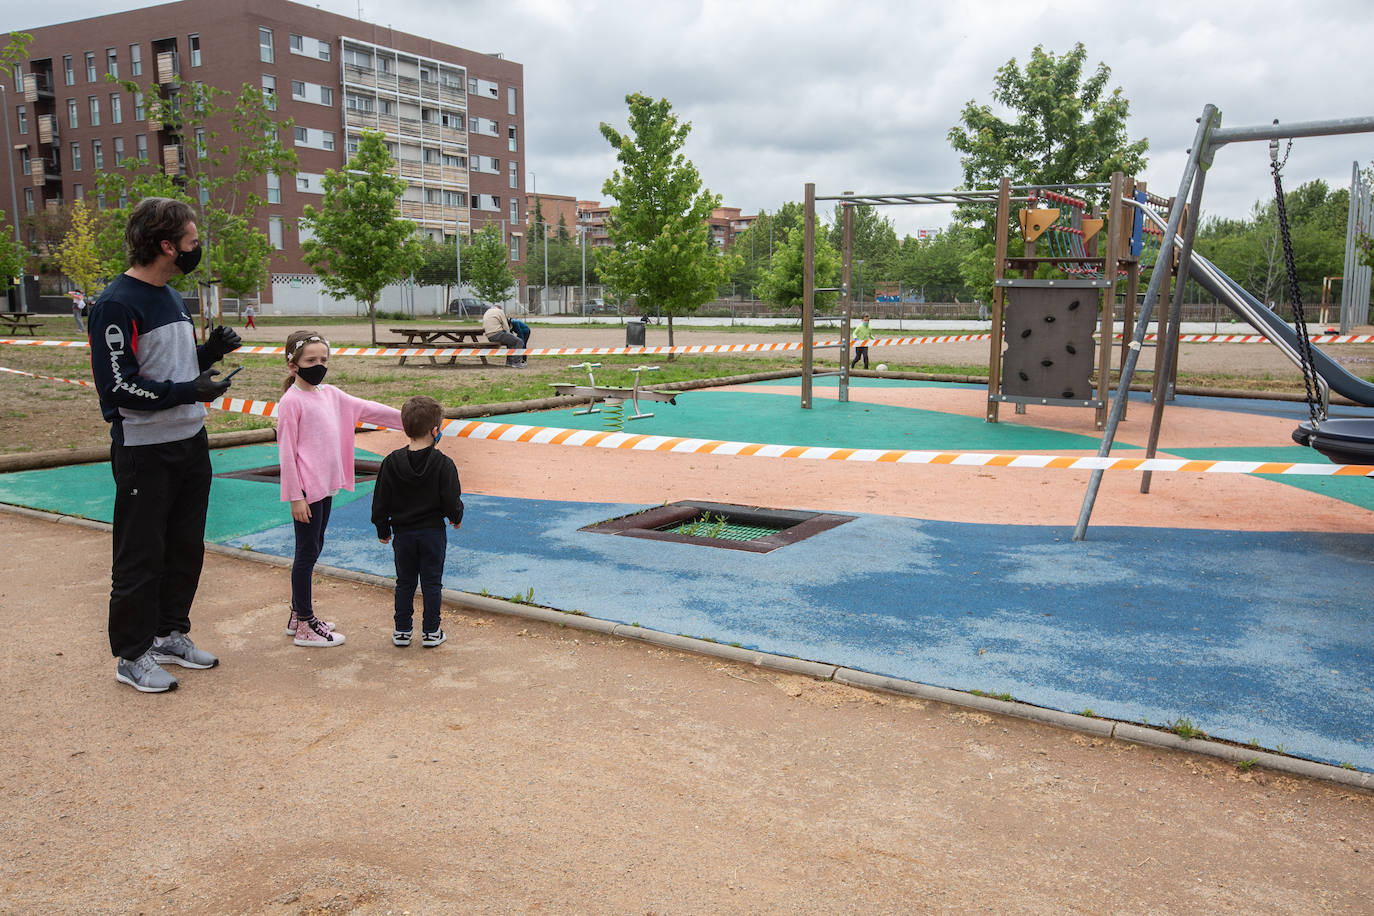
115, 651, 179, 693
150, 632, 219, 669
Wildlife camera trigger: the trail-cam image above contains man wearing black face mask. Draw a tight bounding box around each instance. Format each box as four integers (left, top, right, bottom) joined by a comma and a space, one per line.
89, 197, 242, 693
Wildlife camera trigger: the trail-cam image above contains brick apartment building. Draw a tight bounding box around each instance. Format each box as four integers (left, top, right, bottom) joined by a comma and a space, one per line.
4, 0, 525, 311
574, 200, 756, 251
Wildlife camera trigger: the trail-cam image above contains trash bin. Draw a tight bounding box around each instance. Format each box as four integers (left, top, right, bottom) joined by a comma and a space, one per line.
626, 319, 647, 347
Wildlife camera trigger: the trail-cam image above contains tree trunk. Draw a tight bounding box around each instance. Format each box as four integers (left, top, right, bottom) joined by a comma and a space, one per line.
666, 314, 675, 359
369, 301, 377, 346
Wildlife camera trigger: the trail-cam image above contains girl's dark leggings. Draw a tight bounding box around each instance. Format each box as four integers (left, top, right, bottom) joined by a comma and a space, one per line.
291, 496, 332, 617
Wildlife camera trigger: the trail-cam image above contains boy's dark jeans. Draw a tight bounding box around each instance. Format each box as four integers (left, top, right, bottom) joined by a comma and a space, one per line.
291, 496, 333, 617
392, 527, 447, 633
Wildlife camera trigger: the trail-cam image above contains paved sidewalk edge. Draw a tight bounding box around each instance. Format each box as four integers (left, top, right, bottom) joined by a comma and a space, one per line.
3, 500, 1370, 791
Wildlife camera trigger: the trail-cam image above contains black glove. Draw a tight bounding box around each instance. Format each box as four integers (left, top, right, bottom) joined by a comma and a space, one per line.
193, 368, 232, 401
205, 325, 242, 361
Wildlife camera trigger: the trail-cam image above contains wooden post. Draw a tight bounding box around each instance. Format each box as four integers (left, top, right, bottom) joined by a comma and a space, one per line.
987, 177, 1011, 422
840, 200, 854, 403
1094, 172, 1125, 429
802, 182, 816, 410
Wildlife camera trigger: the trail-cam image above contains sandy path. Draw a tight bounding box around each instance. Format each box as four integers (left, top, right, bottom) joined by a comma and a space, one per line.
1, 509, 1370, 914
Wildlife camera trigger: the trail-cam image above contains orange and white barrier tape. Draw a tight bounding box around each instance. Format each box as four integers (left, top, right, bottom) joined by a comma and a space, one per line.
436, 418, 1374, 478
6, 365, 1373, 477
0, 365, 95, 387
5, 332, 1374, 357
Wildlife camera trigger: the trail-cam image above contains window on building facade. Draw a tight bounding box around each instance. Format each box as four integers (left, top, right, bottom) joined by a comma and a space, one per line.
322, 130, 334, 150
113, 137, 124, 162
291, 80, 304, 99
442, 190, 465, 207
508, 125, 517, 152
294, 126, 307, 143
92, 139, 103, 170
266, 171, 280, 204
269, 216, 283, 249
88, 96, 100, 126
63, 55, 74, 86
85, 51, 96, 82
74, 183, 83, 200
290, 34, 304, 53
320, 86, 332, 106
509, 198, 518, 224
19, 148, 29, 175
67, 99, 77, 129
345, 92, 373, 114
133, 91, 144, 120
11, 67, 20, 92
106, 48, 117, 77
16, 105, 25, 134
259, 28, 274, 63
136, 134, 147, 160
317, 40, 330, 61
24, 189, 33, 213
110, 93, 122, 124
195, 128, 206, 158
189, 34, 201, 67
129, 44, 142, 76
509, 161, 518, 189
71, 142, 81, 170
442, 152, 464, 168
508, 87, 517, 115
297, 176, 309, 191
261, 75, 277, 110
344, 46, 370, 69
510, 236, 519, 261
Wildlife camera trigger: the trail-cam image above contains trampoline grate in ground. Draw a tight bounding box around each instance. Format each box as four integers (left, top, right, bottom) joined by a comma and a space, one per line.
584, 501, 854, 553
215, 459, 383, 484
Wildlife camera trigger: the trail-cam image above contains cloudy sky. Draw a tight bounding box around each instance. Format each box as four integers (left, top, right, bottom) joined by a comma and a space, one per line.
10, 0, 1374, 236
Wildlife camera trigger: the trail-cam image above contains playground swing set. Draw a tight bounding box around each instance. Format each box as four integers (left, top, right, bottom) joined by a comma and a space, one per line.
799, 104, 1374, 542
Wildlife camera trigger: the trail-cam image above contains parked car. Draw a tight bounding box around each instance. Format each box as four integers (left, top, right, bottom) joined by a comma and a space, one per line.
448, 297, 488, 317
585, 297, 615, 313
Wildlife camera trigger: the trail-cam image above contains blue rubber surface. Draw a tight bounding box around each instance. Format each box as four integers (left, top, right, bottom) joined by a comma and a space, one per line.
228, 492, 1374, 772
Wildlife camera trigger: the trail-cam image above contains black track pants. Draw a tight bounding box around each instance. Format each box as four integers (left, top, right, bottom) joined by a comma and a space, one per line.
107, 429, 211, 660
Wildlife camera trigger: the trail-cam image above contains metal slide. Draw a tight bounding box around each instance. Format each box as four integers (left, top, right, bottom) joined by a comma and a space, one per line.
1184, 252, 1374, 407
1129, 200, 1374, 407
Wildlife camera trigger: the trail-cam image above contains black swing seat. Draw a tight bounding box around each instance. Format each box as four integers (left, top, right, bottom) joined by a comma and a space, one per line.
1292, 418, 1374, 467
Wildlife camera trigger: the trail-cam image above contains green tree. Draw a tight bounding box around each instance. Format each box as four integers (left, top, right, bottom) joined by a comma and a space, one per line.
97, 77, 296, 320
597, 93, 728, 347
947, 43, 1149, 197
828, 204, 900, 282
414, 235, 460, 307
461, 224, 514, 304
897, 226, 979, 302
757, 225, 841, 314
0, 210, 25, 295
1, 32, 31, 77
300, 130, 422, 344
53, 199, 106, 297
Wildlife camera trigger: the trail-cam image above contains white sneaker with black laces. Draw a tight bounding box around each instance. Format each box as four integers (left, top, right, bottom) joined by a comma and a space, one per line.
421, 629, 446, 648
392, 629, 412, 647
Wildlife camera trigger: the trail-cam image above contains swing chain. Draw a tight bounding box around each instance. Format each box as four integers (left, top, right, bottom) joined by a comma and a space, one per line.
1270, 144, 1323, 424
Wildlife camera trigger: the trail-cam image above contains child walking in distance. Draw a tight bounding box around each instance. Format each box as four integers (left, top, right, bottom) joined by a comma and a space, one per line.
372, 396, 464, 648
277, 330, 403, 647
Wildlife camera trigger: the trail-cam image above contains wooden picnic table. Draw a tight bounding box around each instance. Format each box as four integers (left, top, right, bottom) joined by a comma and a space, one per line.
0, 313, 43, 335
389, 326, 499, 366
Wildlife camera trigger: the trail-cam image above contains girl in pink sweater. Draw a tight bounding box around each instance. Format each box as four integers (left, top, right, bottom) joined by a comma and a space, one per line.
278, 330, 404, 647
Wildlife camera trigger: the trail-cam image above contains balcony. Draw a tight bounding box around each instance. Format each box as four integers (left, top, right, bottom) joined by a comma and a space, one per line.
342, 64, 377, 89
156, 51, 179, 85
30, 159, 60, 186
23, 72, 53, 102
37, 114, 58, 145
162, 144, 182, 176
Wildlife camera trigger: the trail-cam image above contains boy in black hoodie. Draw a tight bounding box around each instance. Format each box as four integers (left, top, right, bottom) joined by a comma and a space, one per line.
372, 396, 464, 647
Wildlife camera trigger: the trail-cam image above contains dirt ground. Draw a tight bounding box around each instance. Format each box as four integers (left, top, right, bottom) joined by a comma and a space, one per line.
1, 509, 1371, 915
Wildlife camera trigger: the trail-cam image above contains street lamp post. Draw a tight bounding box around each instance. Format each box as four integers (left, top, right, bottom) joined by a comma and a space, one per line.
0, 83, 28, 312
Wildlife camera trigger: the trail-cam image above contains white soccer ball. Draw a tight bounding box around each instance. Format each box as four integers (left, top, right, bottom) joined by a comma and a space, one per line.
876, 364, 888, 372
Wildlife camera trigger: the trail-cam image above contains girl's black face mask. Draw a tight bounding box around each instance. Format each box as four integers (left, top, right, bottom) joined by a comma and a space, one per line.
296, 364, 327, 386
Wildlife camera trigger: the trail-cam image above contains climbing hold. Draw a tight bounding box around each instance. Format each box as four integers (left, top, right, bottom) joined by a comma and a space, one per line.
1018, 371, 1029, 381
1065, 344, 1077, 354
1044, 315, 1056, 323
1041, 359, 1054, 367
1020, 329, 1032, 338
1068, 299, 1081, 311
1062, 390, 1075, 399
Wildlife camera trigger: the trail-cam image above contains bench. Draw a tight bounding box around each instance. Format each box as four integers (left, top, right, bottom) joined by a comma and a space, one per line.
0, 314, 43, 336
389, 326, 503, 366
